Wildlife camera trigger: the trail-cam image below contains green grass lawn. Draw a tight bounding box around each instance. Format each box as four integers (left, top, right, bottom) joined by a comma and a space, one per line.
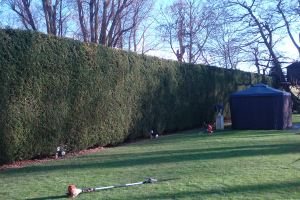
1, 115, 300, 199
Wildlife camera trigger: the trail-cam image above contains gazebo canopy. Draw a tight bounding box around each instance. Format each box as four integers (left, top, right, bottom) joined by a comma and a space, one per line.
230, 83, 291, 97
230, 83, 292, 130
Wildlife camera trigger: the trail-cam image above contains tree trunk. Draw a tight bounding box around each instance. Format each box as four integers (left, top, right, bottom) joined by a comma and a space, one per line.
42, 0, 59, 35
77, 0, 89, 42
21, 0, 37, 30
94, 0, 99, 43
99, 0, 111, 45
90, 0, 95, 43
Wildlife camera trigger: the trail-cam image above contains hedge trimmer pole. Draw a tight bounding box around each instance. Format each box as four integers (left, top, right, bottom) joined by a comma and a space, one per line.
67, 177, 180, 197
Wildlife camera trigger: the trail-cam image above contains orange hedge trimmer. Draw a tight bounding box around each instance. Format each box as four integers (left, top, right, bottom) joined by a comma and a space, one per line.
67, 177, 180, 197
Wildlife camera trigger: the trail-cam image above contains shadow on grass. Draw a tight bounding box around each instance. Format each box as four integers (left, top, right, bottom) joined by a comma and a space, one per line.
116, 129, 298, 149
26, 195, 67, 199
23, 179, 300, 200
28, 179, 300, 199
125, 179, 300, 199
4, 142, 299, 176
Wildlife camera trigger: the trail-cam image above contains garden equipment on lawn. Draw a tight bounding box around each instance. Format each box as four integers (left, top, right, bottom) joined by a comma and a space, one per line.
197, 124, 213, 134
67, 177, 181, 197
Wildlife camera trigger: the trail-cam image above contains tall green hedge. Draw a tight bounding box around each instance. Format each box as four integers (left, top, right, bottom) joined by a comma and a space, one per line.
0, 28, 275, 164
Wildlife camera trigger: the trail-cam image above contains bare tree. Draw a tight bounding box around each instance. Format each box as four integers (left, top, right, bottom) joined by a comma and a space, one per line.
99, 0, 137, 47
5, 0, 74, 36
89, 0, 100, 43
41, 0, 61, 35
132, 18, 159, 54
227, 0, 288, 86
205, 7, 246, 69
76, 0, 89, 42
157, 0, 192, 62
157, 0, 220, 63
75, 0, 101, 43
242, 43, 272, 74
125, 0, 157, 54
75, 0, 151, 47
58, 0, 75, 37
277, 0, 300, 58
7, 0, 38, 30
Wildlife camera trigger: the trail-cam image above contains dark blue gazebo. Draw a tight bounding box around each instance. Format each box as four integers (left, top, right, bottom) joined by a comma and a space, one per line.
230, 83, 292, 130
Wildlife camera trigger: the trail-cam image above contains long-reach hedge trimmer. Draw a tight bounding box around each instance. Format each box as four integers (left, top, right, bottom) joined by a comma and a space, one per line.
67, 177, 180, 197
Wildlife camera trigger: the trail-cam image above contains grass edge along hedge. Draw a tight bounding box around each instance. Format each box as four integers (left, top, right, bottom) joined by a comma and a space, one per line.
0, 28, 275, 164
